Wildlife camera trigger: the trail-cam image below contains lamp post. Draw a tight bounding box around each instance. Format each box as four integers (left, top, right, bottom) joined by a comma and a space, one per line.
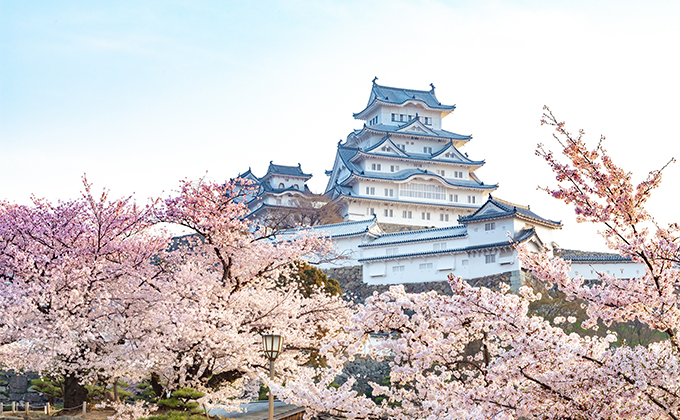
262, 334, 283, 420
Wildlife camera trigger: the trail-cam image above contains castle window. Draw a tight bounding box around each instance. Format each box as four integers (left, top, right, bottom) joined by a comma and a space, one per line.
433, 242, 446, 251
485, 254, 496, 264
419, 263, 433, 270
421, 212, 430, 220
391, 113, 396, 121
293, 184, 299, 190
366, 207, 375, 215
436, 169, 445, 176
384, 188, 394, 197
365, 187, 375, 195
402, 210, 412, 219
440, 214, 449, 222
408, 115, 413, 121
400, 114, 405, 122
276, 199, 282, 205
424, 117, 432, 125
462, 259, 469, 266
400, 182, 445, 200
392, 265, 405, 273
390, 165, 400, 172
386, 248, 398, 256
485, 222, 495, 231
278, 183, 285, 189
468, 196, 476, 204
371, 163, 381, 171
423, 147, 432, 154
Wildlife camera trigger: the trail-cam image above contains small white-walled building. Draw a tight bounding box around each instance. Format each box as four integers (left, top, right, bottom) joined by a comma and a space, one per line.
557, 251, 644, 280
358, 196, 562, 286
238, 162, 314, 219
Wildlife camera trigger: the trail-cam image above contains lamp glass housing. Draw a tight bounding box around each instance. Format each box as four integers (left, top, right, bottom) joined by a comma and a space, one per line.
262, 334, 283, 361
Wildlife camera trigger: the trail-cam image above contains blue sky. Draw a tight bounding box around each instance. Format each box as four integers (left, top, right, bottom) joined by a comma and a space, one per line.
2, 0, 679, 250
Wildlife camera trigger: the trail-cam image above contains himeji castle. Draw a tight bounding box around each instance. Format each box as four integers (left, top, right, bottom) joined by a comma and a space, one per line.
247, 79, 646, 289
324, 78, 498, 228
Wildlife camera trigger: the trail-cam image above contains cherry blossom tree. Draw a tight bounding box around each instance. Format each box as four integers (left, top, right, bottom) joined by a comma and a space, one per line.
0, 176, 353, 412
0, 178, 170, 408
135, 178, 354, 410
277, 108, 680, 419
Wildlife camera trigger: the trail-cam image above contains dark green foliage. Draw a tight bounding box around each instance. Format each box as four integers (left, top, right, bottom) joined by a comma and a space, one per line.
135, 381, 158, 402
157, 387, 205, 413
526, 270, 669, 346
258, 384, 269, 401
30, 377, 63, 405
85, 380, 133, 403
288, 261, 342, 297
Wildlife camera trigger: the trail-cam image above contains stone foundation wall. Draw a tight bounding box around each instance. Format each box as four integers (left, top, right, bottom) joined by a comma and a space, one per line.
324, 266, 519, 302
0, 371, 47, 406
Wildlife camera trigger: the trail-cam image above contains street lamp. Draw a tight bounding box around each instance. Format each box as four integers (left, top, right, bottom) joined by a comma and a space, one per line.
262, 334, 284, 420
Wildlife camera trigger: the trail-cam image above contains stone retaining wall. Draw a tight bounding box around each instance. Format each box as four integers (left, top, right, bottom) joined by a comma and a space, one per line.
324, 266, 520, 302
0, 371, 48, 406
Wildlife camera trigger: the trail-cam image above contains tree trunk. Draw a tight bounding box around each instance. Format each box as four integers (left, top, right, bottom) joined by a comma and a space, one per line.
113, 378, 119, 403
63, 374, 88, 410
150, 372, 164, 400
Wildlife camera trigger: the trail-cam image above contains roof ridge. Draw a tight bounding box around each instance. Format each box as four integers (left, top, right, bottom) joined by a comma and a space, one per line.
378, 224, 465, 238
374, 83, 434, 94
492, 196, 529, 210
315, 216, 377, 229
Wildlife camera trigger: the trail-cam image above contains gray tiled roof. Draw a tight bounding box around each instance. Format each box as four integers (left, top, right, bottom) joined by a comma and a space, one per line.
354, 82, 455, 118
359, 225, 467, 248
262, 162, 312, 179
361, 137, 484, 166
358, 124, 471, 141
555, 248, 634, 263
339, 166, 498, 190
237, 168, 258, 180
359, 228, 536, 262
459, 196, 562, 228
273, 216, 380, 240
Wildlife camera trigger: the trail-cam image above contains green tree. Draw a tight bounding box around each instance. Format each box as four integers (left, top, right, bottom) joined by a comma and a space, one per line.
289, 261, 341, 297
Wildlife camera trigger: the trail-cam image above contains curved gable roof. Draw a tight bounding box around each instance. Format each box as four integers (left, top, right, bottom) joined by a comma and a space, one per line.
261, 162, 312, 180
354, 81, 455, 119
459, 196, 562, 228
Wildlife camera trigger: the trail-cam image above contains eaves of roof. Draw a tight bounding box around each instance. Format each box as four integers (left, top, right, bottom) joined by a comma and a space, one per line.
353, 124, 471, 142
359, 226, 467, 248
339, 169, 498, 191
358, 228, 535, 263
332, 194, 484, 210
353, 83, 456, 119
459, 197, 562, 229
564, 255, 635, 263
354, 148, 485, 167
